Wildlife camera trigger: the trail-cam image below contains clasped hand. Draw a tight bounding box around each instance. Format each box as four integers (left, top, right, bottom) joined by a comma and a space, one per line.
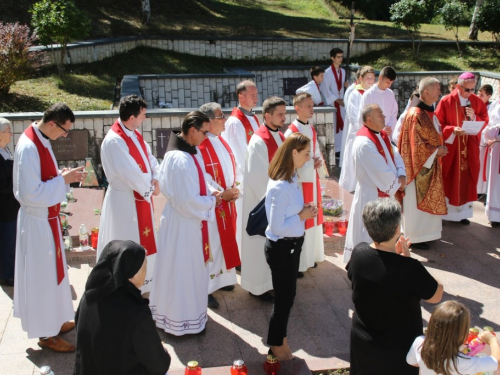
436, 145, 448, 156
299, 203, 318, 221
62, 166, 87, 185
214, 188, 239, 204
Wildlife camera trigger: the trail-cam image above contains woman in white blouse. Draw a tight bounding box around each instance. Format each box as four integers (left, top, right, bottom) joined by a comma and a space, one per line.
265, 132, 318, 361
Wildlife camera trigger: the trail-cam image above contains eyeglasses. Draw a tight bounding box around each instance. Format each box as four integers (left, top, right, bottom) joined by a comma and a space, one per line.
464, 88, 475, 93
55, 122, 70, 134
212, 114, 226, 120
197, 128, 209, 136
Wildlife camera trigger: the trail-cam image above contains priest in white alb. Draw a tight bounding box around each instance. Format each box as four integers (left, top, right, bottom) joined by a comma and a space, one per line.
358, 66, 399, 140
339, 68, 360, 166
398, 78, 448, 250
340, 66, 376, 192
221, 80, 260, 252
150, 111, 224, 336
97, 95, 159, 293
241, 97, 287, 303
199, 102, 241, 309
284, 93, 324, 274
343, 104, 406, 263
13, 103, 86, 352
321, 47, 347, 156
484, 101, 500, 227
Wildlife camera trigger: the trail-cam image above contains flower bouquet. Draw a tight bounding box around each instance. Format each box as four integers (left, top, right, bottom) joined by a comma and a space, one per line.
322, 196, 343, 217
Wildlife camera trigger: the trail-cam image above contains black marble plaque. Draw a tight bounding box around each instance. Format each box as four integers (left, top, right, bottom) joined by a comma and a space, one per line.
50, 129, 89, 161
283, 77, 308, 95
156, 128, 181, 158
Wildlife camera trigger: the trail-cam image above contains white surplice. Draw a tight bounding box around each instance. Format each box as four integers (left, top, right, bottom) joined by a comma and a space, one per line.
358, 85, 399, 132
13, 125, 74, 338
150, 147, 216, 336
339, 82, 357, 166
485, 104, 500, 223
340, 89, 363, 192
240, 130, 283, 295
478, 103, 498, 194
199, 134, 239, 294
321, 66, 346, 153
284, 120, 325, 271
296, 80, 323, 105
97, 120, 158, 293
401, 113, 442, 244
343, 132, 404, 263
221, 112, 259, 254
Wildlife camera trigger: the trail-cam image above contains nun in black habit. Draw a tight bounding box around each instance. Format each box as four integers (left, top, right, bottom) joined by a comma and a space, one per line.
74, 240, 171, 375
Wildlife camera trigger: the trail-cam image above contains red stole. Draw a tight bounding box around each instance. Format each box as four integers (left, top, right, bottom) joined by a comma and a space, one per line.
230, 107, 259, 144
314, 81, 324, 106
198, 137, 241, 269
253, 125, 285, 162
288, 123, 324, 229
111, 121, 157, 256
356, 126, 404, 204
25, 125, 65, 285
331, 65, 344, 134
190, 154, 211, 264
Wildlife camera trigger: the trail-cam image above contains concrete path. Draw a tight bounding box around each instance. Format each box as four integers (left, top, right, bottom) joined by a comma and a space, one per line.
1, 181, 499, 374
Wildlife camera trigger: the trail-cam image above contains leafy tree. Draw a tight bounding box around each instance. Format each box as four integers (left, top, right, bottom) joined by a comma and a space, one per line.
0, 22, 46, 94
468, 0, 485, 40
390, 0, 427, 59
30, 0, 91, 76
440, 0, 470, 55
476, 0, 500, 47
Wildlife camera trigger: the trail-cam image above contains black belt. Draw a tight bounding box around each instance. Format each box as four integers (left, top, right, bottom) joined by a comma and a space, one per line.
282, 235, 304, 241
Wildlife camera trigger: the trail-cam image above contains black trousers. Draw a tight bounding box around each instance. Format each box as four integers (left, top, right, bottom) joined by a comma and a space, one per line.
264, 236, 304, 346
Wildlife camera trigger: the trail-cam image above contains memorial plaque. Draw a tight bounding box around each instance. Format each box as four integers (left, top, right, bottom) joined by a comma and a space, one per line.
50, 129, 89, 161
156, 128, 181, 158
283, 77, 308, 95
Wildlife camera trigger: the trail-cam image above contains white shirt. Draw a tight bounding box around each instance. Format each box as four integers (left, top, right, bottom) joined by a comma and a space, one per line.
407, 336, 498, 375
265, 175, 305, 241
359, 85, 399, 130
296, 80, 323, 105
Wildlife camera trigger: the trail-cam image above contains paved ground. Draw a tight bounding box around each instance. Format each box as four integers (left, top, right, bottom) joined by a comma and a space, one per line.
1, 180, 499, 374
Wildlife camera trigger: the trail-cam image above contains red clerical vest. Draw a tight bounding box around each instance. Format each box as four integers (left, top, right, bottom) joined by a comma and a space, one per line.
25, 125, 65, 285
230, 108, 260, 144
331, 65, 344, 134
288, 123, 324, 229
253, 125, 285, 162
111, 121, 157, 256
356, 126, 404, 205
198, 137, 241, 269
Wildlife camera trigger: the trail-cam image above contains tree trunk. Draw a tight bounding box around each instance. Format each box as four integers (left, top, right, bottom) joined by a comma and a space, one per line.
142, 0, 151, 25
468, 0, 485, 40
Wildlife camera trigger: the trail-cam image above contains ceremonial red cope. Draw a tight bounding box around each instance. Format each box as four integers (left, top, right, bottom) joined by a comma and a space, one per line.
198, 138, 241, 269
25, 126, 65, 285
230, 108, 260, 144
314, 82, 324, 106
111, 121, 157, 256
190, 154, 211, 265
356, 126, 404, 204
288, 123, 324, 229
331, 65, 344, 134
253, 125, 285, 162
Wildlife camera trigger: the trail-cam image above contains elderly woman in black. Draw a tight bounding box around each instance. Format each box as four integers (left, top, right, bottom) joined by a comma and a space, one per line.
346, 198, 443, 375
74, 240, 171, 375
0, 118, 19, 287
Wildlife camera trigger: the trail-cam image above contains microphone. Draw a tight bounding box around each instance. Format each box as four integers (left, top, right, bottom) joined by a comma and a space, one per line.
465, 100, 471, 120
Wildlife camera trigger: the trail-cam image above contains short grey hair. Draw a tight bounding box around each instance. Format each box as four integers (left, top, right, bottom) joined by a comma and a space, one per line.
362, 198, 401, 243
236, 80, 256, 96
457, 76, 476, 86
361, 104, 378, 123
199, 102, 221, 119
0, 118, 11, 132
418, 77, 440, 96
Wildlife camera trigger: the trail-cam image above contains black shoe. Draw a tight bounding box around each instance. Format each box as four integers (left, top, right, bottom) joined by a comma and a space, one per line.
297, 272, 304, 278
220, 285, 235, 291
0, 278, 14, 287
312, 262, 318, 268
411, 242, 430, 250
478, 194, 487, 202
249, 291, 275, 303
236, 266, 241, 272
208, 294, 219, 309
491, 222, 500, 228
460, 219, 470, 225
